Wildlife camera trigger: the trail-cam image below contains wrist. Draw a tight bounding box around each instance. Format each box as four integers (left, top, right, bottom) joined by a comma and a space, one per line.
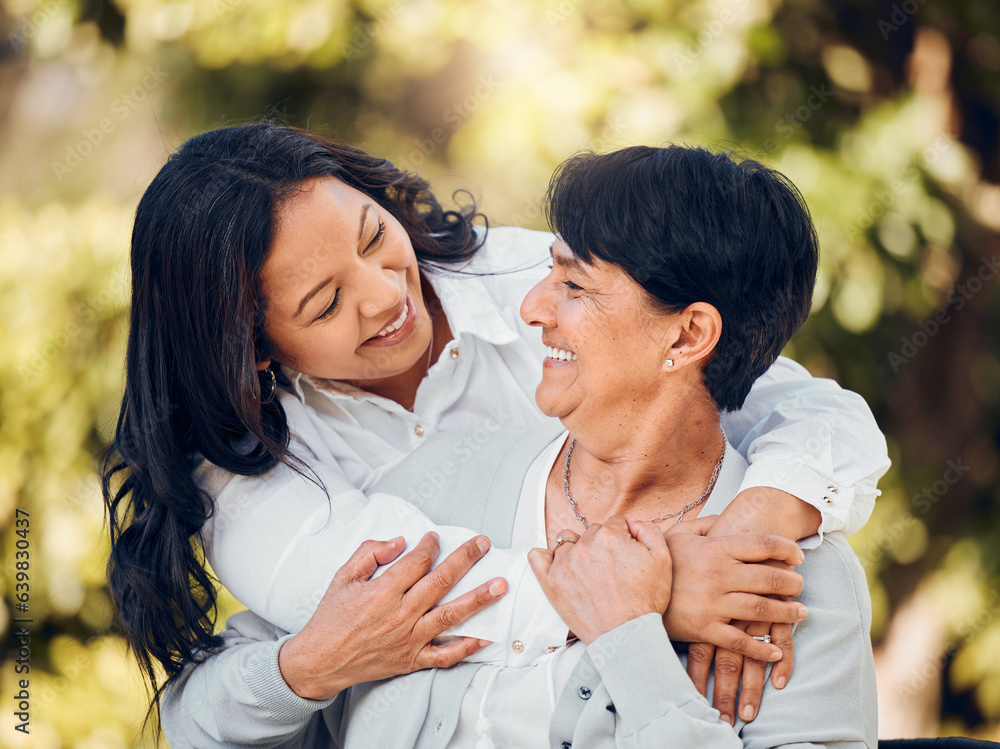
712, 486, 820, 541
278, 634, 347, 701
578, 603, 666, 645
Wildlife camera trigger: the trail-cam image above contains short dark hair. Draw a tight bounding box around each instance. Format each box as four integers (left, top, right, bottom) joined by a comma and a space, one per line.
545, 145, 819, 412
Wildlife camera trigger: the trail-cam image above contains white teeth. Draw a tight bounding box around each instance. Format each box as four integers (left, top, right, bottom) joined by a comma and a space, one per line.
545, 345, 578, 361
376, 304, 408, 337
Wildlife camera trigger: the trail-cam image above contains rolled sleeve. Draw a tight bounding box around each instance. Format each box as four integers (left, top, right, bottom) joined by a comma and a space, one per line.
588, 614, 704, 726
723, 357, 890, 540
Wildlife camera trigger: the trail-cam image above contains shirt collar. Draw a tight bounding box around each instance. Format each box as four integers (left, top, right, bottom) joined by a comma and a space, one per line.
423, 261, 522, 347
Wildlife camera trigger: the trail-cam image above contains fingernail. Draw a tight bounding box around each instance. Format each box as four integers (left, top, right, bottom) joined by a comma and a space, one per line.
769, 648, 782, 661
797, 604, 808, 619
720, 714, 732, 725
476, 536, 491, 554
741, 704, 754, 721
489, 580, 505, 597
478, 639, 491, 648
776, 676, 787, 689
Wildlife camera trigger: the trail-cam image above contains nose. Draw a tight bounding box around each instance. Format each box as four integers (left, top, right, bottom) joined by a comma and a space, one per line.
520, 276, 555, 328
358, 264, 403, 319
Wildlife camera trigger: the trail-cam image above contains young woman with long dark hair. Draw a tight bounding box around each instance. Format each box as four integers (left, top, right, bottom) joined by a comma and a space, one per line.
102, 123, 889, 739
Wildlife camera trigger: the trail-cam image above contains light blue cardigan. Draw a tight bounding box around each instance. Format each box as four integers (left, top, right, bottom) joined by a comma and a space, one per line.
162, 423, 877, 748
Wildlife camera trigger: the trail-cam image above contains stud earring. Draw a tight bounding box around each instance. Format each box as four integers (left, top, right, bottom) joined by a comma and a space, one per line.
665, 359, 674, 368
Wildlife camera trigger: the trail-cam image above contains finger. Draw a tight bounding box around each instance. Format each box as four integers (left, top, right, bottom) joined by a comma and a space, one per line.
733, 564, 804, 598
722, 593, 808, 626
629, 519, 670, 556
671, 514, 718, 536
528, 547, 554, 580
712, 645, 744, 725
702, 622, 783, 663
738, 621, 770, 723
769, 623, 795, 690
686, 642, 715, 697
724, 533, 805, 566
408, 535, 492, 606
380, 531, 442, 589
601, 515, 630, 536
414, 637, 493, 670
551, 529, 581, 553
417, 577, 508, 638
337, 537, 407, 583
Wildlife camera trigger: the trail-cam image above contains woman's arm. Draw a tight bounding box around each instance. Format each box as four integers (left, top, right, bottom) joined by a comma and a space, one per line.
584, 615, 744, 749
721, 355, 891, 540
160, 610, 328, 748
529, 519, 743, 748
203, 395, 567, 656
733, 535, 877, 749
162, 534, 501, 746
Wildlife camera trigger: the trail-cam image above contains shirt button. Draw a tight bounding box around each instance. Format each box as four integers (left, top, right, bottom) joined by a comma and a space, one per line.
414, 424, 424, 437
450, 348, 460, 359
827, 484, 839, 494
577, 686, 592, 700
562, 743, 572, 749
512, 640, 524, 653
824, 496, 834, 505
544, 645, 557, 654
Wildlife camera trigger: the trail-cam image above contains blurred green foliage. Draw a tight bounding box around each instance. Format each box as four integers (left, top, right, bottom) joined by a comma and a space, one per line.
1, 0, 998, 744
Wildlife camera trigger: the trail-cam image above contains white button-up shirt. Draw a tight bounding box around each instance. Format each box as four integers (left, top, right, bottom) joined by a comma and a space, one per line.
198, 226, 890, 667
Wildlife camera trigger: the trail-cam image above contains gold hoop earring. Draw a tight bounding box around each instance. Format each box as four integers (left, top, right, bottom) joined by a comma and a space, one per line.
260, 368, 276, 404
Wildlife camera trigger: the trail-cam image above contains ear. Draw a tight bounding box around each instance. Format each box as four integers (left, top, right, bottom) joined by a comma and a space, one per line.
662, 303, 722, 372
256, 358, 272, 372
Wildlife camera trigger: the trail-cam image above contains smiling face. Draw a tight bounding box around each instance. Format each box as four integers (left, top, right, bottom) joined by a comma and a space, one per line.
259, 177, 433, 384
519, 237, 685, 431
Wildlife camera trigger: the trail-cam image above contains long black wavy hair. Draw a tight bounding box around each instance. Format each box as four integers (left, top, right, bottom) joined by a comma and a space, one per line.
101, 123, 484, 720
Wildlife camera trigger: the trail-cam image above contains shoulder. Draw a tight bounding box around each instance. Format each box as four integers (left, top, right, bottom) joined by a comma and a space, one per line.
473, 226, 555, 272
438, 226, 553, 301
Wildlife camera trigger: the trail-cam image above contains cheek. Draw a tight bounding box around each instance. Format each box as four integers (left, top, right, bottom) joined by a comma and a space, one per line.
566, 304, 620, 354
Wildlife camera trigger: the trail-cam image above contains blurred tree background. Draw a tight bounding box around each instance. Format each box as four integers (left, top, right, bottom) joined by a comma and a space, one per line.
0, 0, 997, 745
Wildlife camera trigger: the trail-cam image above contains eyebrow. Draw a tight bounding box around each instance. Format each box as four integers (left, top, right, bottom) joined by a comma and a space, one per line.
294, 203, 375, 320
295, 277, 333, 320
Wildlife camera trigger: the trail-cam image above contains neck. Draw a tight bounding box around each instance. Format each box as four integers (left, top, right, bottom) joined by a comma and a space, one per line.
347, 274, 450, 411
550, 395, 726, 526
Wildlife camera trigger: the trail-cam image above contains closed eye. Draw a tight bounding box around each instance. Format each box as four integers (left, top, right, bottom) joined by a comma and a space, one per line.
364, 220, 386, 254
316, 290, 340, 321
562, 279, 583, 291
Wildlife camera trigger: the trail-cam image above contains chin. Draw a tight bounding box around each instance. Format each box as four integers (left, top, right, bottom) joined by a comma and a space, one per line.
534, 387, 574, 420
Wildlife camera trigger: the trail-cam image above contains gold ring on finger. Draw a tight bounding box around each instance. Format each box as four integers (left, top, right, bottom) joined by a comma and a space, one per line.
552, 536, 576, 552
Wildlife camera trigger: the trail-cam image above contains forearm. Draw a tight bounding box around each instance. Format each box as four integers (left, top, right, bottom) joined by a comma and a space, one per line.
711, 486, 822, 542
588, 614, 743, 749
722, 356, 890, 537
160, 612, 335, 748
214, 477, 562, 660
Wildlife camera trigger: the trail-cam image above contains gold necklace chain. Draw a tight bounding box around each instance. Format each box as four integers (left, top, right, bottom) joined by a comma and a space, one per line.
561, 432, 727, 530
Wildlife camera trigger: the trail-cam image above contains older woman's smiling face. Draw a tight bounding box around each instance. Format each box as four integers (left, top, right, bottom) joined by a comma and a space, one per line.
519, 237, 680, 430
